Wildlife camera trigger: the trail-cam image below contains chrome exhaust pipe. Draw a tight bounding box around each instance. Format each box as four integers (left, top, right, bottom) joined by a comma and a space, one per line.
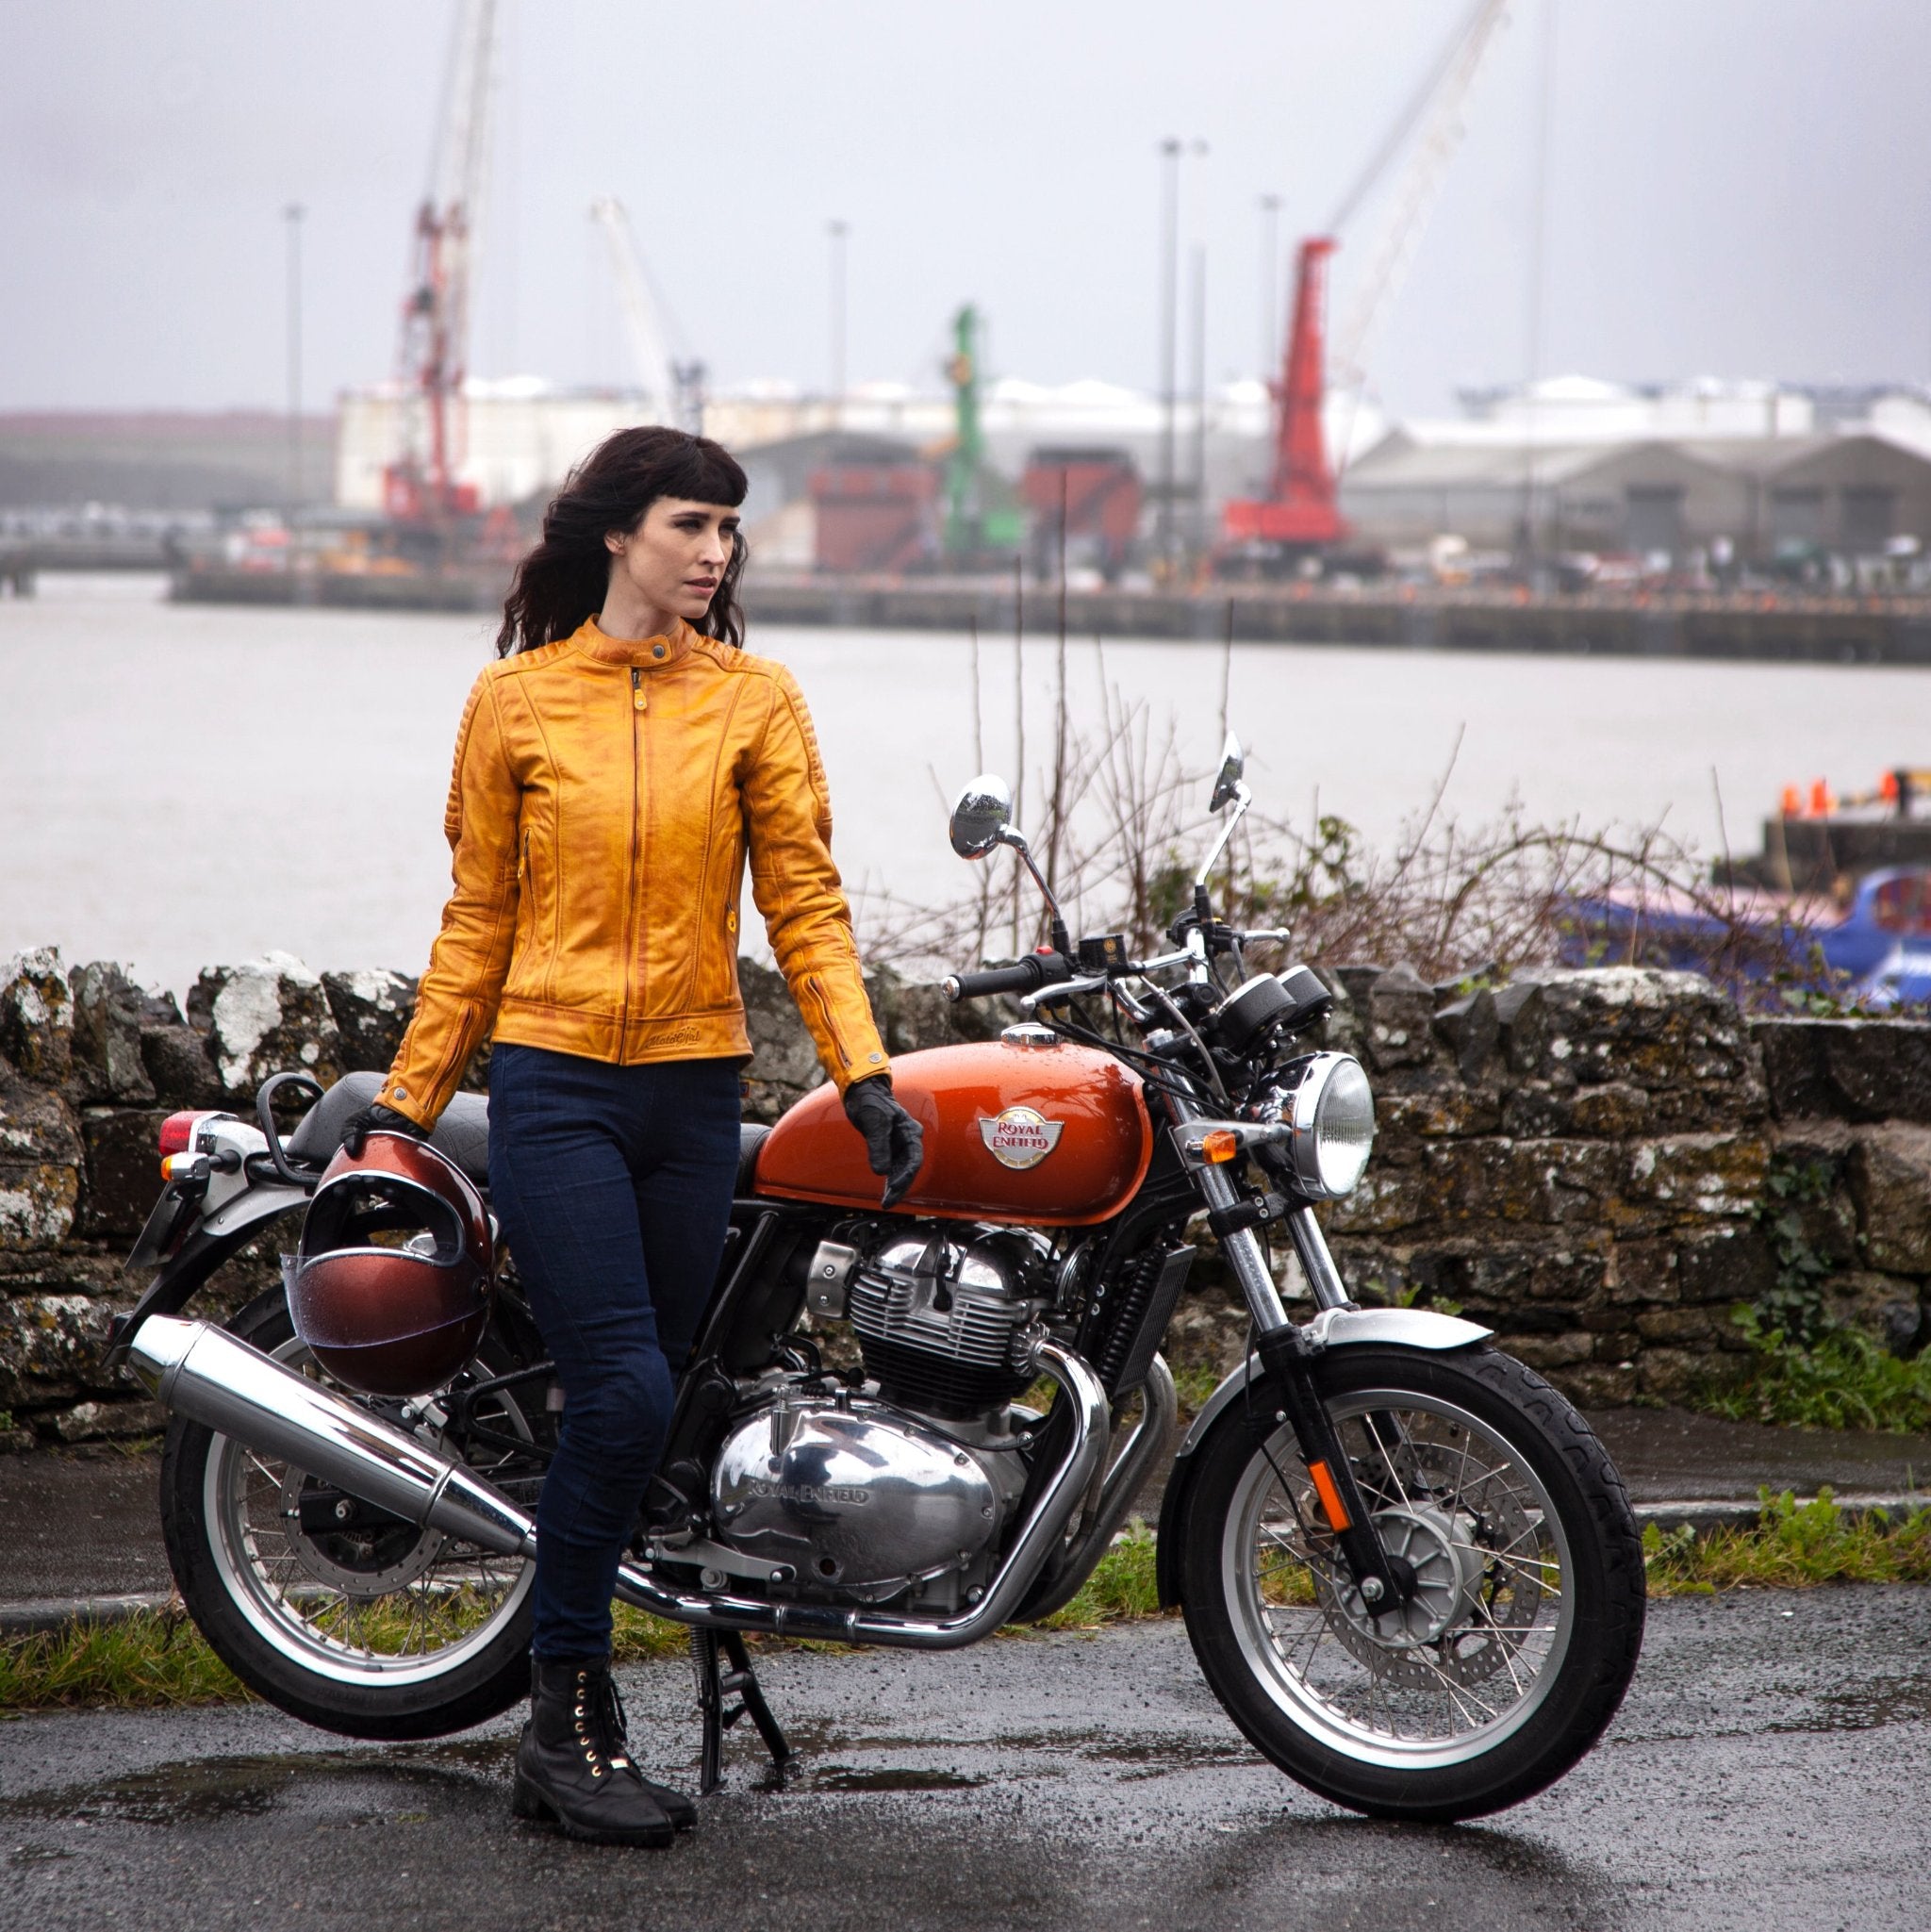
128, 1316, 1110, 1654
125, 1316, 534, 1558
1009, 1352, 1178, 1627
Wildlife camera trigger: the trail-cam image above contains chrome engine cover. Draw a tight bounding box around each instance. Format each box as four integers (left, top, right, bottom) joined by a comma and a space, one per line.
711, 1400, 1005, 1600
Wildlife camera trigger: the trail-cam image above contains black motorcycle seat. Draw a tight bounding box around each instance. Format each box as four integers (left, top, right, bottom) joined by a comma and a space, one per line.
737, 1122, 769, 1195
286, 1071, 492, 1186
289, 1072, 772, 1198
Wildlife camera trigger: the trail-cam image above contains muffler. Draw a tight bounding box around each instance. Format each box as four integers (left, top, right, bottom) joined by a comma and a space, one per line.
126, 1315, 535, 1558
127, 1315, 1110, 1653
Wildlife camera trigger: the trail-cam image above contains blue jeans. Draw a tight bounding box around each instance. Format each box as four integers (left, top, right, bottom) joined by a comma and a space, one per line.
487, 1045, 741, 1661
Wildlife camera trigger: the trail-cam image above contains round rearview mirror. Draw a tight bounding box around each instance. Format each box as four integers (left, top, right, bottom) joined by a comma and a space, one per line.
1209, 733, 1246, 813
949, 774, 1014, 860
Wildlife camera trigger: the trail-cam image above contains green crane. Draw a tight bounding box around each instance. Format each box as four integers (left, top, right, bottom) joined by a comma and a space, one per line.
942, 304, 1024, 564
943, 304, 984, 560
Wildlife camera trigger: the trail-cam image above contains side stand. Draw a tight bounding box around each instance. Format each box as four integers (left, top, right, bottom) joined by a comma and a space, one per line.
691, 1627, 793, 1795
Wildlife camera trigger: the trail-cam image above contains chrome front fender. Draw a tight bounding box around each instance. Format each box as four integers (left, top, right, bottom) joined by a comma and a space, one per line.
1153, 1305, 1492, 1610
1175, 1307, 1493, 1461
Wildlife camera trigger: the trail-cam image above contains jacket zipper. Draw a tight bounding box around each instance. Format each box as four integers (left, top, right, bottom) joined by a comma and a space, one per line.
619, 666, 642, 1052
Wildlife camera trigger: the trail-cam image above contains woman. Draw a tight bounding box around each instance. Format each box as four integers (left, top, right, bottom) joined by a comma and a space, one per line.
358, 427, 922, 1846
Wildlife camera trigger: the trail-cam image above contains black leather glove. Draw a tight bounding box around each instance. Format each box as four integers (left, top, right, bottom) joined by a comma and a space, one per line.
342, 1101, 430, 1159
842, 1074, 924, 1210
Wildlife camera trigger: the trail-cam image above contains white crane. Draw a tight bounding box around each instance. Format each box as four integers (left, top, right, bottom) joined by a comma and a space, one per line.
589, 195, 694, 428
1328, 0, 1512, 389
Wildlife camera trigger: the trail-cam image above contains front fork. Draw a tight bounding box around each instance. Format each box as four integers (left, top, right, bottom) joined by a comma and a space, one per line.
1196, 1159, 1414, 1611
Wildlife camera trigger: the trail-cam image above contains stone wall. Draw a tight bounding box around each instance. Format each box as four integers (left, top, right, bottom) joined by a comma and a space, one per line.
1306, 967, 1931, 1407
1, 944, 1925, 1448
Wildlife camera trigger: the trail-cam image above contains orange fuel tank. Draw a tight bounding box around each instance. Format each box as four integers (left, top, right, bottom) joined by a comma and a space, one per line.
753, 1036, 1153, 1226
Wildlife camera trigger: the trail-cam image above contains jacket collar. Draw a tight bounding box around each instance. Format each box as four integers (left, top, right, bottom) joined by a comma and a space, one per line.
569, 615, 703, 669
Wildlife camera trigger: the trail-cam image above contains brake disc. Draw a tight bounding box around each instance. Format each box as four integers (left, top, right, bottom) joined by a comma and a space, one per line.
278, 1468, 446, 1598
1313, 1445, 1545, 1693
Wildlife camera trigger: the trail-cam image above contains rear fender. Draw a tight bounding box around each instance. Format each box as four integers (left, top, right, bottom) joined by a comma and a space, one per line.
103, 1186, 308, 1373
1153, 1306, 1493, 1609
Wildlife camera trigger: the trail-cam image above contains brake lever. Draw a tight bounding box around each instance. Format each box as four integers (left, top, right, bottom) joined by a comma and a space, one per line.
1020, 973, 1111, 1011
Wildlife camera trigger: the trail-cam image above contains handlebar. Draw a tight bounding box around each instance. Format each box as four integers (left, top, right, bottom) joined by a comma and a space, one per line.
942, 951, 1074, 1002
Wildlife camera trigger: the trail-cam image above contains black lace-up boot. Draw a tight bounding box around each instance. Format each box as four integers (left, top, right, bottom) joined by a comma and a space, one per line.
512, 1658, 683, 1846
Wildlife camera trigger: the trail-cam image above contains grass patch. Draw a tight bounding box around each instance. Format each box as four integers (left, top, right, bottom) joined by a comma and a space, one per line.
1697, 1310, 1931, 1434
1, 1604, 249, 1711
611, 1604, 699, 1663
1643, 1486, 1931, 1595
1037, 1520, 1164, 1629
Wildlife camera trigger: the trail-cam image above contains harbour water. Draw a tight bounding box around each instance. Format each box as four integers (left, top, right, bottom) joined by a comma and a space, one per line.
1, 573, 1922, 999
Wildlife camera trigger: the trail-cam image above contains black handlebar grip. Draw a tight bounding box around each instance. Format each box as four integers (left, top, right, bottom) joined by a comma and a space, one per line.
941, 952, 1072, 1001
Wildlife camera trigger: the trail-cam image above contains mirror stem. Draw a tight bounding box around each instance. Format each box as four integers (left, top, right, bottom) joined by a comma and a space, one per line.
1193, 783, 1253, 891
1004, 831, 1073, 957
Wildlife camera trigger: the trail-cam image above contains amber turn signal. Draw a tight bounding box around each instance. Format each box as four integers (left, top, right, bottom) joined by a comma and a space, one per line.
1200, 1130, 1241, 1164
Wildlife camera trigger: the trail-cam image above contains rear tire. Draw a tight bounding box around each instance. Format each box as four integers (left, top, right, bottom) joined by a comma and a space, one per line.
160, 1289, 542, 1740
1177, 1345, 1643, 1822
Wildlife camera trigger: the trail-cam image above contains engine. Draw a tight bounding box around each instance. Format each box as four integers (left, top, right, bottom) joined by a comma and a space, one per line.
701, 1225, 1058, 1615
844, 1228, 1053, 1419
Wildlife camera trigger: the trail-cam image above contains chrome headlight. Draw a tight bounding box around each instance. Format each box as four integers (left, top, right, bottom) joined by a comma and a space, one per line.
1285, 1052, 1377, 1199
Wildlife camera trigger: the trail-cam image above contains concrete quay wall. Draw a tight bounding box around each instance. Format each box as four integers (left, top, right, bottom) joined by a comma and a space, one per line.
1, 945, 1926, 1447
164, 567, 1931, 667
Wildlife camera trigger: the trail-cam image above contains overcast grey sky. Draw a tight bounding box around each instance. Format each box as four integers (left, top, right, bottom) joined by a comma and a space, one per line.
4, 1, 1927, 419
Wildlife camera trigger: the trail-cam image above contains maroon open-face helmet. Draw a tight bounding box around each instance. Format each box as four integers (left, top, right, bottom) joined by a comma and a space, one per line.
284, 1131, 492, 1397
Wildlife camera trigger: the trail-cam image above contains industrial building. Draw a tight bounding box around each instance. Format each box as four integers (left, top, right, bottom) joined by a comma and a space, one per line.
1338, 378, 1931, 562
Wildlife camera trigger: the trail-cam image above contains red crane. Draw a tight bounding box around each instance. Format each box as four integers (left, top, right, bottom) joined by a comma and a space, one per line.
1219, 0, 1510, 564
1222, 238, 1344, 550
383, 0, 497, 527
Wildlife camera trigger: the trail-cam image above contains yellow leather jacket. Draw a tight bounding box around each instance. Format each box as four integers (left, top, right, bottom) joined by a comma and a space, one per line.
377, 617, 887, 1128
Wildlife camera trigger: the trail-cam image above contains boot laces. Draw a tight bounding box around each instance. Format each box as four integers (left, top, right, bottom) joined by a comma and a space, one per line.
594, 1670, 636, 1775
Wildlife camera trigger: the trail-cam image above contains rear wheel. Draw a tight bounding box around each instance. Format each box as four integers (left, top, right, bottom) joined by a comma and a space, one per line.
1177, 1345, 1643, 1822
160, 1289, 547, 1740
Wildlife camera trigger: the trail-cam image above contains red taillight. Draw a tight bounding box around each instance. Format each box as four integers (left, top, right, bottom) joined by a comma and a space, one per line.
158, 1111, 216, 1158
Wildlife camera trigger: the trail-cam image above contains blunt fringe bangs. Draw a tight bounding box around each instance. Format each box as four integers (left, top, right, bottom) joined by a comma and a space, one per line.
495, 427, 750, 656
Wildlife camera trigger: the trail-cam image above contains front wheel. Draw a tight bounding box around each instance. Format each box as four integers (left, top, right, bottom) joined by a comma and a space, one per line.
1177, 1345, 1644, 1823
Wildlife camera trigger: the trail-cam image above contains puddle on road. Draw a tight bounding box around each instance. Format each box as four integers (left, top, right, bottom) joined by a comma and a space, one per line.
1773, 1676, 1931, 1734
0, 1746, 499, 1833
4, 1758, 292, 1827
806, 1766, 988, 1792
1079, 1736, 1256, 1774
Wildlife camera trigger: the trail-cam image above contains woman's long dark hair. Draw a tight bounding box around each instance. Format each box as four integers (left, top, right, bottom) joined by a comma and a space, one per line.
495, 427, 750, 655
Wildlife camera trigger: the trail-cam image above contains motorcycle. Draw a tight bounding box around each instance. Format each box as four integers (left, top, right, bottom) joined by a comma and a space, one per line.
107, 734, 1643, 1823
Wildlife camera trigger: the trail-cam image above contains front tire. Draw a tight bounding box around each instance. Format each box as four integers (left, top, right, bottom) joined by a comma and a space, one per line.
1177, 1345, 1643, 1822
160, 1290, 544, 1740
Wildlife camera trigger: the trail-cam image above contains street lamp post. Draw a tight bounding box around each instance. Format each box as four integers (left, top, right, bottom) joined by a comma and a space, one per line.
1258, 193, 1282, 385
1156, 140, 1206, 576
827, 219, 849, 429
284, 203, 305, 531
1190, 243, 1208, 555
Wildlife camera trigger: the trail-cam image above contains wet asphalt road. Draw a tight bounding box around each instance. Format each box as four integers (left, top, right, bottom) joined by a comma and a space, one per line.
3, 1588, 1927, 1932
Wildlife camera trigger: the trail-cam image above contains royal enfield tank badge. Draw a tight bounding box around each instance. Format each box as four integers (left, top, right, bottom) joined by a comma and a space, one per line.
979, 1106, 1065, 1170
